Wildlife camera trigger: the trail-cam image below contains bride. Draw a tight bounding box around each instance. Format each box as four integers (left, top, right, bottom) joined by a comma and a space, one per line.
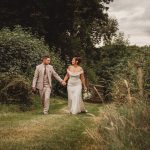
63, 57, 87, 114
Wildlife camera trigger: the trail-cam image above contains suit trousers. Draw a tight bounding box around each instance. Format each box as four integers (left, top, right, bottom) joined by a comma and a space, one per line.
39, 85, 51, 113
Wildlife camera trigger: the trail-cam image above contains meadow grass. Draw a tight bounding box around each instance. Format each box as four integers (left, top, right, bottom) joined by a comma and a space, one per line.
0, 96, 149, 150
0, 96, 103, 150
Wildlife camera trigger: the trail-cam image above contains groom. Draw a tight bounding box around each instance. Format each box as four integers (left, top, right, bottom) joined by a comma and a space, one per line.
32, 55, 66, 115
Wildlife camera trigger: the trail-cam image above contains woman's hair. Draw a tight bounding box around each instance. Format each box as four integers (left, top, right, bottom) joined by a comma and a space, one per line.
74, 56, 81, 64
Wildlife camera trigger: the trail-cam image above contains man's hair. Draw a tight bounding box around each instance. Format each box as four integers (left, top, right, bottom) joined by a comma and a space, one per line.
42, 55, 50, 60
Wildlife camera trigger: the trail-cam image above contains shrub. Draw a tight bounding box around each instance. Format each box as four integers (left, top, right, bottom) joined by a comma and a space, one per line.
0, 26, 65, 95
0, 73, 33, 110
110, 46, 150, 103
0, 26, 47, 77
0, 26, 65, 79
86, 67, 98, 84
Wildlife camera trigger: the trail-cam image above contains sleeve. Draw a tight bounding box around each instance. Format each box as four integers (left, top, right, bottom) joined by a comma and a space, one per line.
32, 66, 39, 88
52, 66, 63, 83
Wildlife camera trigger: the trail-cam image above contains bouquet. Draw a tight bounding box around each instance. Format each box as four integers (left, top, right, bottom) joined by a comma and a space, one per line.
83, 90, 92, 100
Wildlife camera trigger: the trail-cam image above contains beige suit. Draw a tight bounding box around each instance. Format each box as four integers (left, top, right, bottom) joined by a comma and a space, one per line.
32, 63, 63, 114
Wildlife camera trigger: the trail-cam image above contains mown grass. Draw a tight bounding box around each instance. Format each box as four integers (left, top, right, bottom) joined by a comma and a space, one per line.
0, 96, 149, 150
0, 96, 103, 150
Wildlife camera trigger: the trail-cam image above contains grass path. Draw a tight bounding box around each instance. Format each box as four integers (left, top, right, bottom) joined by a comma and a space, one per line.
0, 97, 105, 150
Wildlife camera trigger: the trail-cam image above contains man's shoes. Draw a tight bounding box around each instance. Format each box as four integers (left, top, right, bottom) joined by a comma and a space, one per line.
43, 112, 48, 115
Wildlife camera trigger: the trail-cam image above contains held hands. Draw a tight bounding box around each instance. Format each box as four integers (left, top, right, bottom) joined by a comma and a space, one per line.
61, 80, 66, 86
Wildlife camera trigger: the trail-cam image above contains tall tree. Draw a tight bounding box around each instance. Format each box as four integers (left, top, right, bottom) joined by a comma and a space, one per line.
0, 0, 117, 59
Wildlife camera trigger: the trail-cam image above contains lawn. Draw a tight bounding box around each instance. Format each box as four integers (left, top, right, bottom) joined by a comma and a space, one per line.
0, 97, 104, 150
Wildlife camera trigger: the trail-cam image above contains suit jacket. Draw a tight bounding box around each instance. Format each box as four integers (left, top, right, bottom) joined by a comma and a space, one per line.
32, 63, 63, 90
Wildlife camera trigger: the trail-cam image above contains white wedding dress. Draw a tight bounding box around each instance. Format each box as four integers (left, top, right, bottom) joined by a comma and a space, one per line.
67, 69, 86, 114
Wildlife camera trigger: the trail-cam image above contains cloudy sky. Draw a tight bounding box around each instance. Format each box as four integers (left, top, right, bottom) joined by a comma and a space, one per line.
108, 0, 150, 46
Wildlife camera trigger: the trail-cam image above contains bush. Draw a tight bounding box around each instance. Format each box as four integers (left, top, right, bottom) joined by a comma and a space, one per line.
0, 26, 65, 95
85, 67, 98, 84
0, 73, 33, 110
0, 26, 65, 79
0, 26, 46, 77
92, 45, 150, 149
110, 46, 150, 103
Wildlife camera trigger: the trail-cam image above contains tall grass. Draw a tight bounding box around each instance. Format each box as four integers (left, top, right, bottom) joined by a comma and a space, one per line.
98, 99, 150, 150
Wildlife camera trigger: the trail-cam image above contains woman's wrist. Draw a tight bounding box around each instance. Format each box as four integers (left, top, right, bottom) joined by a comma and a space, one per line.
84, 86, 87, 91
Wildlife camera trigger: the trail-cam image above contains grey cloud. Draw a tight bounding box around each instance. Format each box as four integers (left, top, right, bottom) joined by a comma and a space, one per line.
108, 0, 150, 45
109, 0, 150, 12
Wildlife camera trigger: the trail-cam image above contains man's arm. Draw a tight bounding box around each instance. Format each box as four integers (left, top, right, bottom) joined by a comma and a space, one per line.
51, 66, 63, 83
32, 66, 39, 90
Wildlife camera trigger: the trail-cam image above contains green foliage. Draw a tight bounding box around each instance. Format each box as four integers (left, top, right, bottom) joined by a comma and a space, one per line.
85, 67, 99, 83
0, 25, 49, 77
0, 26, 66, 98
92, 18, 118, 45
0, 0, 118, 64
0, 0, 115, 44
0, 73, 33, 110
92, 36, 150, 149
81, 33, 129, 100
0, 1, 119, 88
0, 25, 65, 77
140, 46, 150, 97
88, 33, 150, 101
111, 46, 150, 103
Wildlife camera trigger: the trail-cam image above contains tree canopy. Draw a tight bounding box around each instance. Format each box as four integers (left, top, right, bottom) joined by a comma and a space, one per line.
0, 0, 117, 58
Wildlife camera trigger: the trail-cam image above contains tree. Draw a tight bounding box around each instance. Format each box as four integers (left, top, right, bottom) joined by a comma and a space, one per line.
0, 0, 118, 84
0, 0, 117, 58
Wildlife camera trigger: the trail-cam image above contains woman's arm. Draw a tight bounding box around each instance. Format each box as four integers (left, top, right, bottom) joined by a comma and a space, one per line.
80, 72, 87, 91
51, 66, 63, 83
63, 72, 69, 82
63, 66, 71, 82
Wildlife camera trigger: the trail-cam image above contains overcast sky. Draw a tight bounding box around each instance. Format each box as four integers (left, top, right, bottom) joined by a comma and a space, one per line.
108, 0, 150, 46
